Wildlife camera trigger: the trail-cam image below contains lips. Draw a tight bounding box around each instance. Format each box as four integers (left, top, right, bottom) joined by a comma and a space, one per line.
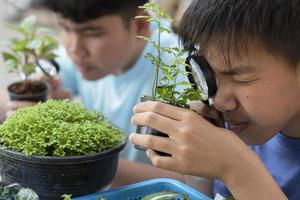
226, 121, 248, 134
76, 64, 93, 73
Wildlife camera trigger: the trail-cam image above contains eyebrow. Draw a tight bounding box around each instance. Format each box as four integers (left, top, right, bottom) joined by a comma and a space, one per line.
58, 21, 105, 32
220, 65, 256, 75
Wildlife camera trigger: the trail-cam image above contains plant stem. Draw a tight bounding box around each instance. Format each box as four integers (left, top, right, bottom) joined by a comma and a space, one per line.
152, 17, 162, 99
171, 70, 179, 105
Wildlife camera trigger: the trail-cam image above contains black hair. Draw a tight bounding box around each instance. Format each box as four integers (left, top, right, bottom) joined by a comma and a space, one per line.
179, 0, 300, 66
40, 0, 149, 25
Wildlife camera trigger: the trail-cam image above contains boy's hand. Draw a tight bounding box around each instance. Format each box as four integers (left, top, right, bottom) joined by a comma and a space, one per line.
47, 76, 72, 100
130, 101, 251, 180
5, 76, 72, 118
130, 101, 287, 199
188, 100, 224, 128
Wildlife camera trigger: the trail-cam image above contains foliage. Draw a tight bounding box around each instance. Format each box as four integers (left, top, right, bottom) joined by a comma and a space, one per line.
16, 188, 39, 200
0, 186, 15, 200
62, 194, 72, 200
0, 100, 126, 156
136, 3, 205, 107
0, 185, 38, 200
1, 15, 58, 79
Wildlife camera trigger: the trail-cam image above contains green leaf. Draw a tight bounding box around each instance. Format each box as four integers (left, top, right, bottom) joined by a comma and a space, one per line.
26, 39, 42, 50
44, 53, 58, 60
19, 15, 37, 31
62, 194, 72, 200
36, 27, 56, 35
22, 63, 36, 75
177, 81, 191, 86
4, 59, 19, 70
16, 188, 39, 200
158, 26, 171, 34
14, 40, 28, 52
2, 52, 19, 62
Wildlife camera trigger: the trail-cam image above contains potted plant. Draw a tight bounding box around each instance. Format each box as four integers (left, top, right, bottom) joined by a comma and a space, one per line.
0, 100, 126, 199
1, 15, 59, 102
135, 3, 205, 154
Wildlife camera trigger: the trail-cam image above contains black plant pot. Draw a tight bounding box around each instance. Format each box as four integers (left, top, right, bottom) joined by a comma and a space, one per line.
0, 140, 126, 200
135, 96, 170, 156
7, 80, 49, 102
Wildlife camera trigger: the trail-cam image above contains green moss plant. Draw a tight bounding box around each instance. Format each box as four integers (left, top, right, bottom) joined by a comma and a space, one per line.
0, 100, 126, 156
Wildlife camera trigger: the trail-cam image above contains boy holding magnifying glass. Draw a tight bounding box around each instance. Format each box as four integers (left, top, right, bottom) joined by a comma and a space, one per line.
130, 0, 300, 199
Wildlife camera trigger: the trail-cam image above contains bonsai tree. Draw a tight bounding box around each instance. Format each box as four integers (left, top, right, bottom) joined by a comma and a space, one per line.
135, 3, 206, 107
1, 15, 59, 102
0, 100, 126, 199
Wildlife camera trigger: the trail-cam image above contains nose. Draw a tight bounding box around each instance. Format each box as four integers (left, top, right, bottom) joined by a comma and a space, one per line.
67, 33, 88, 59
213, 78, 238, 112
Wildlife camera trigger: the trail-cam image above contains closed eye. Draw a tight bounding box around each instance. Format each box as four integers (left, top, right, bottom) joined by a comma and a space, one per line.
232, 78, 259, 85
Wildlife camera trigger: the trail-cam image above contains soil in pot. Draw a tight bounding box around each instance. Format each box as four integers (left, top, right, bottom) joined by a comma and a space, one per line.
7, 80, 48, 102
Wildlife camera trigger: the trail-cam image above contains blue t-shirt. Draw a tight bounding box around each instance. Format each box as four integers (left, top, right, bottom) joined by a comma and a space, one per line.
56, 27, 181, 164
213, 133, 300, 199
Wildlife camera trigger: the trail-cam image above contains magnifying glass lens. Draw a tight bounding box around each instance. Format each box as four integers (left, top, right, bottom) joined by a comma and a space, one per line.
37, 60, 59, 76
189, 58, 209, 98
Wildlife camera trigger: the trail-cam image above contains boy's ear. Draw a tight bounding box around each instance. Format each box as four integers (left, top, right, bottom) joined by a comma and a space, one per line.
132, 10, 150, 35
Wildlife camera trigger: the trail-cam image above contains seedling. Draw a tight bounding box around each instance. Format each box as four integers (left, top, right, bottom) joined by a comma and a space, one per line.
2, 15, 58, 79
136, 3, 205, 107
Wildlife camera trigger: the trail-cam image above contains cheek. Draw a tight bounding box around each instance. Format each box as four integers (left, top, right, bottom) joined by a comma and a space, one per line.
90, 36, 131, 66
239, 82, 298, 133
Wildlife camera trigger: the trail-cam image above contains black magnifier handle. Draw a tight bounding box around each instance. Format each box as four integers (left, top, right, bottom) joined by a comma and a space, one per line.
49, 59, 60, 74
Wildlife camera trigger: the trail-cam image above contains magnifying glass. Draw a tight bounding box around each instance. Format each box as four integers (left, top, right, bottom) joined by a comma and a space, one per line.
36, 59, 60, 78
186, 54, 217, 106
18, 59, 60, 80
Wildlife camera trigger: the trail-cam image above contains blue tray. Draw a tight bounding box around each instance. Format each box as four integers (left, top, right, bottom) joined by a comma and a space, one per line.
74, 178, 212, 200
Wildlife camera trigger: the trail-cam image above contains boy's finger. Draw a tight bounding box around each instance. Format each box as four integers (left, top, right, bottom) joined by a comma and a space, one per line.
48, 89, 72, 100
188, 100, 219, 119
129, 133, 176, 154
131, 112, 179, 136
145, 149, 179, 171
134, 101, 189, 121
48, 76, 63, 89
